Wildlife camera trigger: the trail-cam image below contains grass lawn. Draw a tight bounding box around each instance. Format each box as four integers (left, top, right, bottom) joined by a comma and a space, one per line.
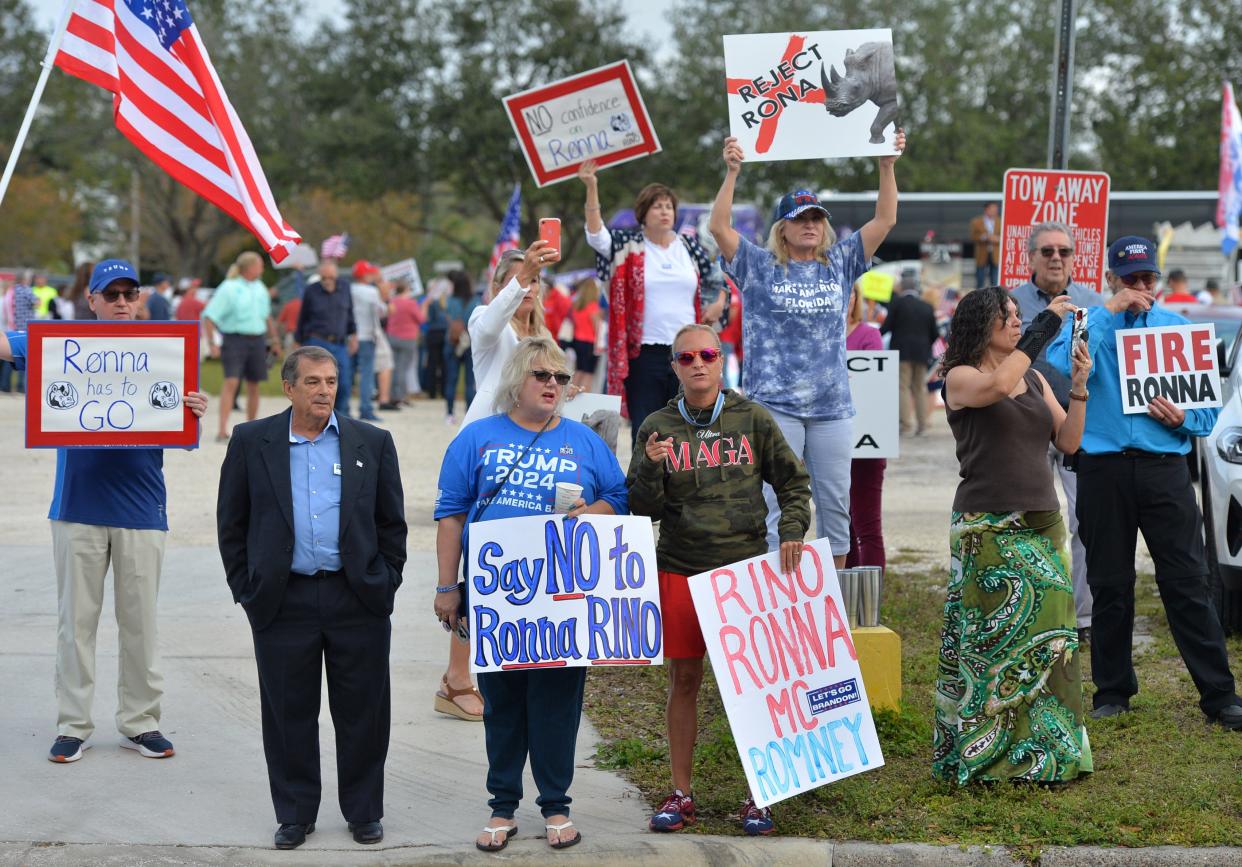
197, 357, 285, 397
583, 559, 1242, 859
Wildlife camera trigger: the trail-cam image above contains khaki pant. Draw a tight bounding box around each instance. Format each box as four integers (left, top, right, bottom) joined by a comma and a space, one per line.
899, 360, 930, 434
51, 521, 166, 740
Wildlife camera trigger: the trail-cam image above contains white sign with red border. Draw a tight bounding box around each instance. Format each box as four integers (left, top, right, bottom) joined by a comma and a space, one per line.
999, 169, 1111, 292
502, 61, 661, 188
1116, 324, 1222, 414
25, 321, 200, 448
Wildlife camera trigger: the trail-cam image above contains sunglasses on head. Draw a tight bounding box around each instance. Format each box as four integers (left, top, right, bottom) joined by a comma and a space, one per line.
530, 369, 571, 386
1120, 272, 1158, 287
673, 348, 722, 365
1039, 246, 1074, 258
98, 287, 141, 303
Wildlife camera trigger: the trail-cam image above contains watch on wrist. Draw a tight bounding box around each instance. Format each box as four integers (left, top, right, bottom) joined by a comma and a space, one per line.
1069, 390, 1089, 401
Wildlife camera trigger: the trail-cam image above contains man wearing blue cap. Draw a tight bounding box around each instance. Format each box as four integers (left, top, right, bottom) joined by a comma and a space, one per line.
0, 259, 211, 761
1047, 237, 1242, 730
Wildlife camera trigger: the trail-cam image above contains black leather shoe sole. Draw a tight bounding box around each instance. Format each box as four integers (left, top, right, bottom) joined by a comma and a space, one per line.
349, 820, 383, 844
1090, 704, 1129, 719
274, 823, 314, 850
1211, 707, 1242, 731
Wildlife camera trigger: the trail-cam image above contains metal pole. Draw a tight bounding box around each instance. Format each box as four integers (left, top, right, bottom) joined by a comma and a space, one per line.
129, 169, 140, 266
0, 0, 76, 211
1047, 0, 1077, 169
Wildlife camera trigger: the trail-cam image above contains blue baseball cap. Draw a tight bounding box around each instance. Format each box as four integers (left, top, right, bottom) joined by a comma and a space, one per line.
774, 189, 831, 223
1107, 236, 1161, 278
89, 259, 140, 293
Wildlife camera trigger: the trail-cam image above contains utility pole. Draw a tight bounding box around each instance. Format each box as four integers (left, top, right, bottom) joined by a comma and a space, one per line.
1047, 0, 1077, 169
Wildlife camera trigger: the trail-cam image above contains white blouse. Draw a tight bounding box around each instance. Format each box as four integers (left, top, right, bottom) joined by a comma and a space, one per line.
458, 276, 531, 430
586, 226, 697, 346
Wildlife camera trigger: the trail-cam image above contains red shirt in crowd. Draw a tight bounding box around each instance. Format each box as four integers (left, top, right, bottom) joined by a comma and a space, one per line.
571, 301, 599, 343
544, 288, 572, 337
175, 293, 205, 321
386, 295, 424, 340
277, 297, 302, 335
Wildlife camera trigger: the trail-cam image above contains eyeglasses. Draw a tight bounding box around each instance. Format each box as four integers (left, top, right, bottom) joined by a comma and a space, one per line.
98, 287, 141, 302
673, 348, 722, 365
1039, 246, 1074, 258
1120, 272, 1159, 287
530, 369, 571, 386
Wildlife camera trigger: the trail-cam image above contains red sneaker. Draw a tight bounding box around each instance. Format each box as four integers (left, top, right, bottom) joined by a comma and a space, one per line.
649, 789, 695, 831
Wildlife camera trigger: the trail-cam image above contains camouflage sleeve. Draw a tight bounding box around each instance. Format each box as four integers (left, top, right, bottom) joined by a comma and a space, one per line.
625, 419, 666, 520
758, 411, 811, 542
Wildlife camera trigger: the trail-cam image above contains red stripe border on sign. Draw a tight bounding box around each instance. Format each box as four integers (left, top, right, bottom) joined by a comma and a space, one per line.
591, 659, 653, 665
500, 660, 568, 670
25, 321, 201, 449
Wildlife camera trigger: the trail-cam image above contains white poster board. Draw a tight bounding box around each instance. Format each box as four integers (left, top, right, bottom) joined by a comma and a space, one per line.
467, 514, 662, 673
1116, 324, 1222, 414
847, 349, 899, 458
563, 391, 621, 424
381, 258, 424, 296
687, 539, 884, 808
723, 29, 898, 162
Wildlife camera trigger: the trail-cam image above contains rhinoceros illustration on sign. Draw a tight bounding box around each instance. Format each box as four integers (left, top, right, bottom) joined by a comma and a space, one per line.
819, 41, 898, 144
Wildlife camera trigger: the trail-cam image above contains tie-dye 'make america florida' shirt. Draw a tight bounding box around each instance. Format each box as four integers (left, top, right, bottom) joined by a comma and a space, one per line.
725, 232, 870, 421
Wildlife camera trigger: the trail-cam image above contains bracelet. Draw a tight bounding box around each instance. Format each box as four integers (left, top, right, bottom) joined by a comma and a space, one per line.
1069, 391, 1089, 401
435, 584, 461, 594
585, 205, 600, 211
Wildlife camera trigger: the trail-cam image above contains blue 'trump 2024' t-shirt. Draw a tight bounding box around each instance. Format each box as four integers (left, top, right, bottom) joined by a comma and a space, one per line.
725, 233, 869, 421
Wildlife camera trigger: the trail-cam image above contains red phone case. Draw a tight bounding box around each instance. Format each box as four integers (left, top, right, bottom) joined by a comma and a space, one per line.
539, 218, 561, 252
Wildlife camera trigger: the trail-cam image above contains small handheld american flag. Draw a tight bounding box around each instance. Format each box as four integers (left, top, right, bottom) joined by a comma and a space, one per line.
488, 184, 523, 278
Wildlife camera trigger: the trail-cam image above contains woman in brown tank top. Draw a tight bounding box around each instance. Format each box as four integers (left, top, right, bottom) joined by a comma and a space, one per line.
932, 286, 1094, 786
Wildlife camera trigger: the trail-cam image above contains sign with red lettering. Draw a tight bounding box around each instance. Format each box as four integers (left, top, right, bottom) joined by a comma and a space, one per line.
25, 321, 200, 448
723, 29, 900, 163
999, 169, 1110, 291
502, 61, 661, 188
687, 539, 884, 807
1116, 324, 1222, 414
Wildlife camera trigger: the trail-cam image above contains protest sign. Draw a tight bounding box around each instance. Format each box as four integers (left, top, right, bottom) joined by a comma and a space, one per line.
502, 61, 661, 188
1116, 323, 1222, 414
688, 539, 884, 807
723, 29, 898, 163
25, 321, 200, 448
999, 169, 1110, 291
381, 258, 424, 295
563, 391, 620, 424
466, 514, 662, 674
847, 350, 899, 457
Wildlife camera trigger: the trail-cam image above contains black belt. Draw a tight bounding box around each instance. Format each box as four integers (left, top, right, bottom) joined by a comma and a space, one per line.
290, 569, 344, 580
308, 333, 344, 344
1084, 449, 1181, 460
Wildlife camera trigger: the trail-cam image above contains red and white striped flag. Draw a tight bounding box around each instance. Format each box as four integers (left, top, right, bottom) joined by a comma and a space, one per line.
54, 0, 301, 262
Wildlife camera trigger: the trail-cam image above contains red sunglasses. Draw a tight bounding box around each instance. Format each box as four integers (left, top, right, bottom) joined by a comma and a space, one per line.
673, 348, 722, 365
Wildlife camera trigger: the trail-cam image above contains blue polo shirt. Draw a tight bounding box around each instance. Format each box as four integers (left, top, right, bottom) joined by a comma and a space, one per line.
289, 412, 343, 573
1046, 304, 1219, 454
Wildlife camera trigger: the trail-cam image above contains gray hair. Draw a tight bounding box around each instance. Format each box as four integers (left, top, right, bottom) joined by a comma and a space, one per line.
282, 346, 338, 385
489, 248, 527, 299
493, 336, 569, 414
1028, 221, 1075, 257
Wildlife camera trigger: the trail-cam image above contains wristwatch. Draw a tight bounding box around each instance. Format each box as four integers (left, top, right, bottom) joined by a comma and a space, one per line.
1069, 391, 1089, 401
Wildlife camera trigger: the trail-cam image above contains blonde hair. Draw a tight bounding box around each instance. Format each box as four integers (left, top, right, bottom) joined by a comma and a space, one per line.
225, 250, 264, 280
573, 277, 600, 310
671, 323, 721, 354
489, 248, 550, 340
847, 284, 865, 328
766, 217, 836, 266
493, 337, 570, 414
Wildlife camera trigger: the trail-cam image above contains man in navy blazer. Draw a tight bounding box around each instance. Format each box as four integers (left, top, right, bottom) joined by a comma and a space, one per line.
217, 345, 406, 850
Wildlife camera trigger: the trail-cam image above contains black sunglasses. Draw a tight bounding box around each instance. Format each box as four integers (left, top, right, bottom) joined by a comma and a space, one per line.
98, 287, 141, 303
530, 369, 571, 386
1038, 246, 1074, 258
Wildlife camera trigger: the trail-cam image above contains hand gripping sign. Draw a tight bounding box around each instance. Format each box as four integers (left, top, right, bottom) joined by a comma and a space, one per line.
688, 539, 884, 808
467, 514, 662, 674
999, 169, 1111, 291
502, 61, 662, 188
1116, 323, 1223, 414
25, 321, 200, 448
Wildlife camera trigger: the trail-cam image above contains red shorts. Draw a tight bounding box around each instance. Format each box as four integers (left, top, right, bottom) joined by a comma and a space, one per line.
659, 570, 706, 659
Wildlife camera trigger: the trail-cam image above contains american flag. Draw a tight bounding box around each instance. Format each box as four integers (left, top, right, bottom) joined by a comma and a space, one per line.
54, 0, 301, 263
320, 233, 350, 260
1219, 82, 1242, 256
489, 183, 523, 276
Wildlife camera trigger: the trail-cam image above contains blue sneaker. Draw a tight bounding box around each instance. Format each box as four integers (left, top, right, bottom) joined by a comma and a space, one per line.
48, 735, 89, 763
739, 797, 774, 836
649, 789, 695, 831
121, 730, 175, 758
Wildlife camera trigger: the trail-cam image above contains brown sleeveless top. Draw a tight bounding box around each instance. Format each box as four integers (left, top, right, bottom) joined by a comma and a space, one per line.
946, 369, 1059, 512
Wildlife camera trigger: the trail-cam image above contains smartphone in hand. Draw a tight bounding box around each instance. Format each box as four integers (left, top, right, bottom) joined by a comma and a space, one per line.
1071, 308, 1087, 347
539, 218, 561, 255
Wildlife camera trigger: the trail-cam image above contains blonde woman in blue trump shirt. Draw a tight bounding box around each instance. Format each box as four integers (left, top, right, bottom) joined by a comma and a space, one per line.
1046, 236, 1242, 729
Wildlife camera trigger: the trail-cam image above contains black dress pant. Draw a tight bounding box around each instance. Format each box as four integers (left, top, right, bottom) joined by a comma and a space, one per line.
1075, 452, 1239, 714
624, 343, 680, 447
252, 572, 391, 824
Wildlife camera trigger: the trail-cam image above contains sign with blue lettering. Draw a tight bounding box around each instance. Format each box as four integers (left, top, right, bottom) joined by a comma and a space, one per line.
467, 514, 662, 674
687, 539, 884, 807
502, 60, 661, 188
24, 321, 200, 448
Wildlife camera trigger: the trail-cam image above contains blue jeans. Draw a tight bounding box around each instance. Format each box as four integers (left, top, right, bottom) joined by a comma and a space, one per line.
0, 359, 11, 392
306, 338, 352, 417
976, 263, 998, 289
761, 408, 854, 556
443, 346, 475, 415
355, 339, 376, 417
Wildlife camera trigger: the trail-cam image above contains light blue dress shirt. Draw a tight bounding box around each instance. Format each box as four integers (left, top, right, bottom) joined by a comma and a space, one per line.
1046, 304, 1219, 455
289, 412, 343, 574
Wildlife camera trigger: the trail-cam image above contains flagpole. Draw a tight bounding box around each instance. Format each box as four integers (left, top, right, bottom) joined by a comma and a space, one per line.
0, 0, 76, 212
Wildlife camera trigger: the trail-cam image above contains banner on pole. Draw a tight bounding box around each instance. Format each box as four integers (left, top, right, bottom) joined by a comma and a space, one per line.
502, 61, 661, 187
24, 321, 200, 448
847, 349, 899, 458
1116, 324, 1222, 414
466, 514, 662, 673
999, 169, 1110, 291
687, 539, 884, 808
723, 29, 899, 163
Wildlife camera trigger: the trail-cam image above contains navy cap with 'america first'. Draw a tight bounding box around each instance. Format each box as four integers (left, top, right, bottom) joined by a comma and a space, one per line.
88, 259, 140, 293
1107, 236, 1161, 278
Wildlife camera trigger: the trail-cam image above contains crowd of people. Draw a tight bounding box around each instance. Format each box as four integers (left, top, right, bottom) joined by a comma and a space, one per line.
5, 122, 1242, 855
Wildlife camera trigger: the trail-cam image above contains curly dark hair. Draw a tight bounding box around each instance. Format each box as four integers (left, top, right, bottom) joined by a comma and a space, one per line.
938, 286, 1020, 377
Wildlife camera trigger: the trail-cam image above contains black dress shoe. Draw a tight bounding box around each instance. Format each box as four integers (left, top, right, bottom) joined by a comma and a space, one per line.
274, 822, 314, 849
1210, 704, 1242, 731
348, 820, 383, 844
1090, 703, 1129, 719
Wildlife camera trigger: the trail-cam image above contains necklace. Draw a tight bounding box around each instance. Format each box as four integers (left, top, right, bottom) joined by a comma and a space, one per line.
677, 391, 725, 428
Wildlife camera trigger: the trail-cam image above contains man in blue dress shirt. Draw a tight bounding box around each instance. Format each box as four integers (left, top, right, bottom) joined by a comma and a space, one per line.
1047, 236, 1242, 730
217, 345, 407, 849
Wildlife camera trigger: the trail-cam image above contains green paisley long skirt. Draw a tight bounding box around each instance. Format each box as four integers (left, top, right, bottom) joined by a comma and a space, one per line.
932, 509, 1092, 785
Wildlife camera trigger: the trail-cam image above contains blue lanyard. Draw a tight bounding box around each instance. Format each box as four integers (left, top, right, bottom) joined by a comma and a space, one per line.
677, 392, 725, 427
